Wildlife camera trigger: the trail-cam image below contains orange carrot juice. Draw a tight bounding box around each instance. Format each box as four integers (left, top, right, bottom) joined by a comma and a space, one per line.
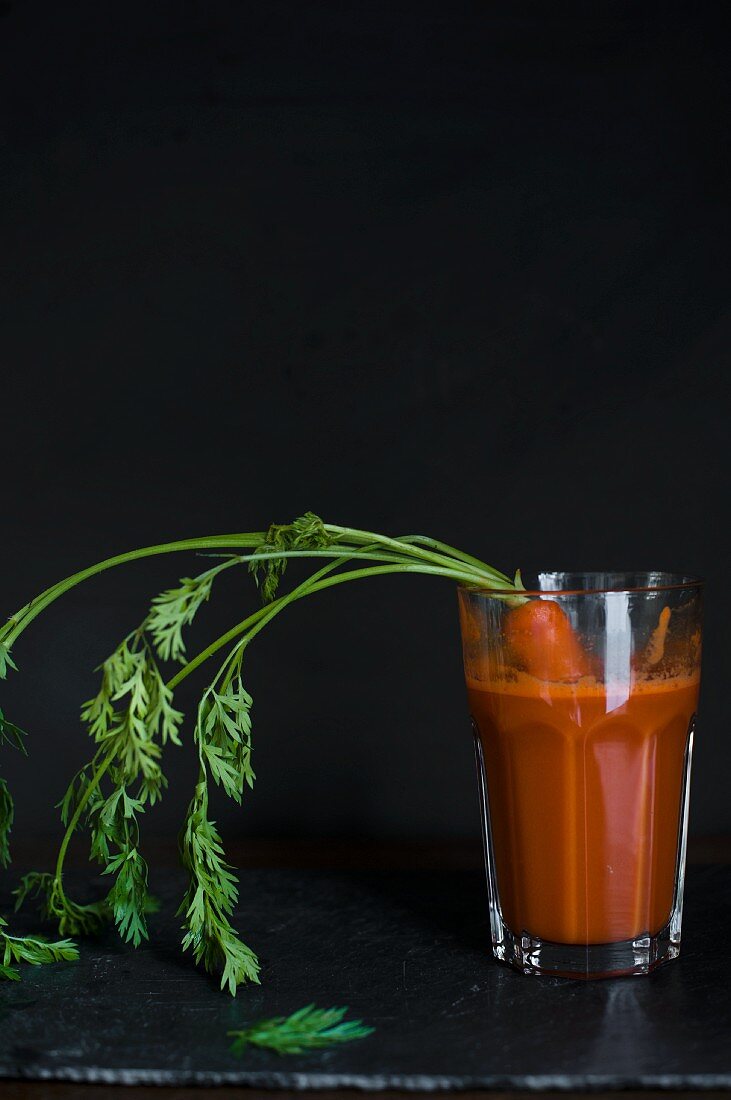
459, 574, 702, 976
467, 671, 699, 945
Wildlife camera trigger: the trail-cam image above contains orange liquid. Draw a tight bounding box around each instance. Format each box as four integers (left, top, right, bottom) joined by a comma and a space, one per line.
468, 673, 699, 944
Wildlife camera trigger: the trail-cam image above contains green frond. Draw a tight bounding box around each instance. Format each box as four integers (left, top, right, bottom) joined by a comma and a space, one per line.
196, 678, 255, 803
55, 630, 182, 948
0, 777, 14, 869
147, 565, 228, 663
1, 912, 79, 980
178, 788, 260, 995
0, 642, 18, 680
103, 845, 150, 947
57, 764, 102, 829
0, 716, 28, 868
249, 511, 332, 603
13, 872, 108, 938
228, 1004, 374, 1055
0, 707, 27, 753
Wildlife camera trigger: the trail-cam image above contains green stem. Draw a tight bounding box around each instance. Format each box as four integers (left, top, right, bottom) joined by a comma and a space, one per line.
5, 518, 519, 965
167, 606, 270, 690
237, 547, 468, 568
397, 535, 513, 583
220, 559, 348, 691
325, 525, 511, 583
54, 751, 113, 887
2, 526, 512, 653
325, 525, 470, 572
169, 558, 511, 695
2, 534, 266, 648
169, 555, 366, 693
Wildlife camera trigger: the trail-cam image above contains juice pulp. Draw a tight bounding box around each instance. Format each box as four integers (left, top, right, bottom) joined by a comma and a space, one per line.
468, 673, 699, 945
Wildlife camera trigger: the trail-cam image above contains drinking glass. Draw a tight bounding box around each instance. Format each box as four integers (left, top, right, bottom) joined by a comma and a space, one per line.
458, 572, 702, 979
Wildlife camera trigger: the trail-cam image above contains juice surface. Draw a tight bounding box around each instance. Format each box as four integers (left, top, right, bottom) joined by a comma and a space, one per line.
468, 672, 699, 945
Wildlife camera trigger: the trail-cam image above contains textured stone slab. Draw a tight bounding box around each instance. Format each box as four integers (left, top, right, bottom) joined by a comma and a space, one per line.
1, 865, 730, 1089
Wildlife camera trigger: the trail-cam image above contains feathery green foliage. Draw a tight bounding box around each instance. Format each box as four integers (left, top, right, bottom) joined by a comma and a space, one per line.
0, 707, 25, 754
16, 633, 183, 945
177, 659, 259, 994
13, 871, 108, 938
0, 913, 78, 982
0, 699, 26, 869
147, 557, 241, 663
1, 511, 520, 990
178, 776, 260, 994
198, 677, 255, 803
0, 778, 15, 870
81, 634, 183, 800
0, 642, 17, 681
249, 511, 332, 602
228, 1004, 374, 1055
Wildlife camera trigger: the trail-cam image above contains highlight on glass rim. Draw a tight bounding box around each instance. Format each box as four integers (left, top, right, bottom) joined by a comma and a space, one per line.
0, 513, 702, 989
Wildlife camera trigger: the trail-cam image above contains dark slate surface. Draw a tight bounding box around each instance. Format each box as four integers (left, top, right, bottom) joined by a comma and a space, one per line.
1, 865, 730, 1090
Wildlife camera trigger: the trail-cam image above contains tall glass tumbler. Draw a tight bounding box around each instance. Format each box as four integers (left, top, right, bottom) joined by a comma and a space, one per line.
458, 573, 702, 979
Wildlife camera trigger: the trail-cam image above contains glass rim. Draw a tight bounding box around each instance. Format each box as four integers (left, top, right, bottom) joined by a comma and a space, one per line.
460, 571, 704, 597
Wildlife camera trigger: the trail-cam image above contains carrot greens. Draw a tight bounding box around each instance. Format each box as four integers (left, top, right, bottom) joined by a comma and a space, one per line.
0, 513, 520, 990
0, 914, 78, 982
228, 1003, 374, 1055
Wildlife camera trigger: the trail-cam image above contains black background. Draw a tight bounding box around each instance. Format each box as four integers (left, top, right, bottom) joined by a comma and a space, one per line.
1, 1, 728, 848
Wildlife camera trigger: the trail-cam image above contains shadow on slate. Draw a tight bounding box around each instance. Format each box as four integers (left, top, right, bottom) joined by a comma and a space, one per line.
1, 865, 730, 1090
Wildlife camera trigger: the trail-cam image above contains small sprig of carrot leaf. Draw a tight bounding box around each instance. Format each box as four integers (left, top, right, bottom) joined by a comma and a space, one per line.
0, 914, 78, 982
228, 1004, 374, 1055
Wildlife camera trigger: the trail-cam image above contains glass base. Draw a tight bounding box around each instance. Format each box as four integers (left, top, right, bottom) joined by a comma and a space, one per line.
492, 917, 679, 979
